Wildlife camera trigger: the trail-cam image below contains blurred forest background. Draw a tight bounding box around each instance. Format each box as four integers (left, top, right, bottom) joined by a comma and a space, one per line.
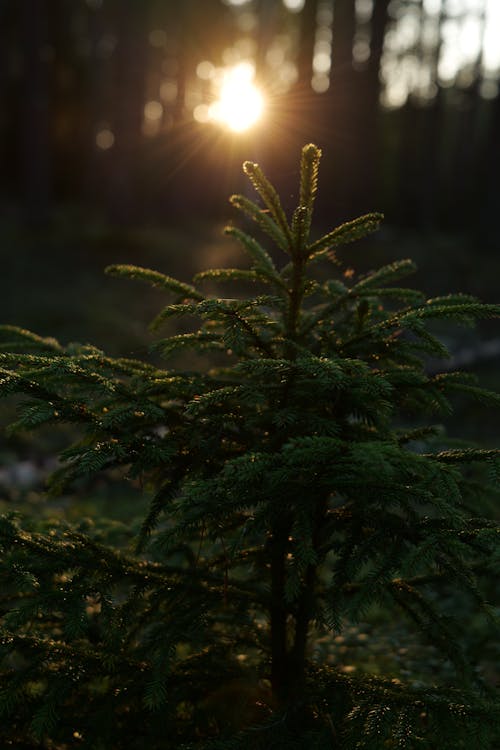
2, 0, 500, 228
1, 0, 500, 393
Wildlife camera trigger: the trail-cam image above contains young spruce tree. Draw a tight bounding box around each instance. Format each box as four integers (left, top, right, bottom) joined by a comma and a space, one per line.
1, 144, 500, 749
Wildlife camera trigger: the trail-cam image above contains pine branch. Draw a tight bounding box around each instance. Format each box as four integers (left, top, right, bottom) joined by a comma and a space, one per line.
106, 264, 204, 301
307, 212, 384, 261
242, 161, 293, 250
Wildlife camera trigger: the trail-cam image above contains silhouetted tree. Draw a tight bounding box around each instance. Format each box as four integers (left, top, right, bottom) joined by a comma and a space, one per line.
295, 0, 318, 94
19, 0, 52, 225
356, 0, 390, 210
327, 0, 357, 218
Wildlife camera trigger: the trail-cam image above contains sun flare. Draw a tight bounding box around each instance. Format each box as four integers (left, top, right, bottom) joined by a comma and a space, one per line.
209, 62, 264, 133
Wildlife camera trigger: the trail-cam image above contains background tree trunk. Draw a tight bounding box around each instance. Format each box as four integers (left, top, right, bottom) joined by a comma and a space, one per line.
19, 0, 52, 225
327, 0, 357, 220
107, 0, 147, 223
296, 0, 318, 94
354, 0, 390, 212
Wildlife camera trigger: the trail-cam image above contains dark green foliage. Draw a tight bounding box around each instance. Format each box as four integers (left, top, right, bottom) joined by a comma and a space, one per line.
1, 144, 500, 748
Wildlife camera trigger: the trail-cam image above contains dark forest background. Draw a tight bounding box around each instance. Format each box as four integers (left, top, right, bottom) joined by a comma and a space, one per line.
2, 0, 500, 229
1, 0, 499, 363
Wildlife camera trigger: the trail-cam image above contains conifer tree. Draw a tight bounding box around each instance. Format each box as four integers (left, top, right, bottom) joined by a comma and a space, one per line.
1, 144, 500, 748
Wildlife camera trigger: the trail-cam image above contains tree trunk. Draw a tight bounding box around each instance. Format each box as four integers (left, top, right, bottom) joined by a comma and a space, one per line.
107, 0, 147, 223
446, 2, 487, 229
0, 1, 10, 202
82, 0, 108, 208
327, 0, 357, 219
19, 0, 52, 225
479, 86, 500, 245
417, 0, 446, 230
354, 0, 390, 211
270, 518, 290, 704
296, 0, 318, 93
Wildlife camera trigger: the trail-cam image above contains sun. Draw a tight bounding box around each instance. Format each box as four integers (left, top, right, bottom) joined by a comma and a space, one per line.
209, 62, 265, 133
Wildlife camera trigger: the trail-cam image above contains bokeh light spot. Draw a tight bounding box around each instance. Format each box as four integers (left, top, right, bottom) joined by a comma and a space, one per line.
95, 128, 114, 150
196, 61, 215, 80
144, 100, 163, 121
283, 0, 305, 11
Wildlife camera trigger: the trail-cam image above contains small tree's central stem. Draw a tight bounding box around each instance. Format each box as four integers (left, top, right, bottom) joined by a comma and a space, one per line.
270, 518, 290, 702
